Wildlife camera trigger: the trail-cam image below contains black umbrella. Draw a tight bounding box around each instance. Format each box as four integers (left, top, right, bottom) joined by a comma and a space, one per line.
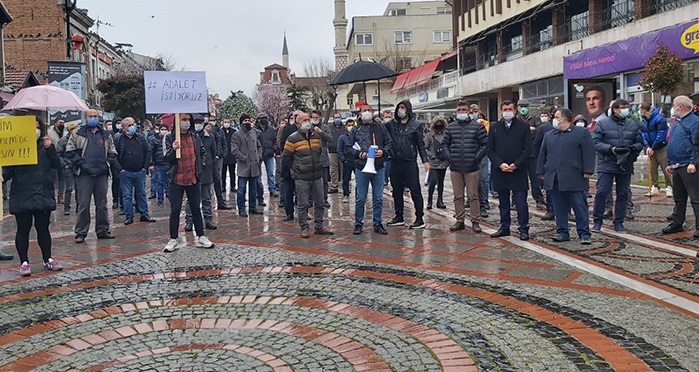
329, 60, 398, 110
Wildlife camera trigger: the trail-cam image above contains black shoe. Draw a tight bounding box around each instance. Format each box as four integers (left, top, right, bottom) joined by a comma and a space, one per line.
0, 251, 13, 260
541, 212, 555, 221
324, 201, 331, 208
581, 237, 592, 245
662, 224, 683, 234
314, 228, 334, 235
603, 210, 613, 219
118, 210, 125, 216
148, 195, 156, 200
278, 200, 284, 207
75, 235, 86, 244
426, 204, 433, 210
249, 210, 264, 215
386, 216, 405, 227
552, 234, 571, 242
140, 216, 156, 223
374, 224, 389, 235
519, 232, 530, 241
328, 189, 339, 194
480, 209, 489, 218
185, 223, 193, 231
283, 215, 294, 222
112, 202, 119, 210
449, 222, 465, 231
625, 212, 635, 221
436, 202, 447, 209
97, 232, 115, 240
218, 204, 233, 210
64, 209, 71, 216
410, 218, 425, 229
239, 211, 249, 217
258, 200, 267, 207
205, 222, 218, 230
353, 225, 363, 235
124, 218, 134, 226
490, 228, 510, 238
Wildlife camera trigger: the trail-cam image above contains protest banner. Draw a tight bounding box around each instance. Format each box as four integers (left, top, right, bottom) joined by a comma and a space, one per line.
144, 71, 208, 158
0, 116, 39, 167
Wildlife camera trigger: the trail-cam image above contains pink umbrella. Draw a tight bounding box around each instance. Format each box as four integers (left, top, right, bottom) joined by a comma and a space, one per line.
2, 85, 89, 112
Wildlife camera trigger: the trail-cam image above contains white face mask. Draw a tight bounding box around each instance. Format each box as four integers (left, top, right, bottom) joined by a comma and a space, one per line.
346, 126, 353, 133
159, 130, 168, 136
397, 109, 407, 119
502, 112, 515, 121
670, 107, 677, 118
456, 113, 469, 121
195, 124, 204, 132
223, 122, 231, 129
576, 121, 586, 127
540, 116, 549, 123
311, 119, 320, 125
552, 119, 560, 130
361, 111, 373, 122
301, 122, 313, 131
115, 124, 122, 130
180, 121, 191, 131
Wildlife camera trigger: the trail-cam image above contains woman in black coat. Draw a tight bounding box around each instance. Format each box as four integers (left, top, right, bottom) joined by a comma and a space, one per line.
2, 117, 63, 276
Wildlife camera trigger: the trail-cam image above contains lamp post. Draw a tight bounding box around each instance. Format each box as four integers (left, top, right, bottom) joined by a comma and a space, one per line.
64, 0, 77, 60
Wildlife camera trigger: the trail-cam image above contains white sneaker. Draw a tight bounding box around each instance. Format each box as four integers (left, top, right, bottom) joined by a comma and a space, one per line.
196, 236, 214, 249
666, 187, 673, 198
163, 239, 179, 253
645, 186, 660, 197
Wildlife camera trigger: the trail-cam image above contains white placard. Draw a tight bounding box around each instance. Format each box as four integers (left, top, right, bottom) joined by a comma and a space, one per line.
144, 71, 208, 114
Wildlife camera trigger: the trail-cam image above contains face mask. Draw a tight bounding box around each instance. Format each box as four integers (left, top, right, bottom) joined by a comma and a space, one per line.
520, 107, 529, 116
540, 116, 549, 123
435, 125, 444, 130
87, 117, 99, 127
244, 123, 252, 130
619, 108, 630, 118
301, 122, 313, 131
470, 114, 479, 121
552, 119, 560, 130
576, 121, 586, 127
503, 112, 515, 121
361, 111, 373, 122
180, 121, 191, 132
456, 113, 469, 121
289, 119, 296, 125
311, 119, 320, 126
57, 123, 65, 129
36, 128, 42, 139
334, 119, 342, 126
346, 126, 353, 133
223, 122, 231, 129
670, 108, 677, 118
127, 126, 136, 136
397, 109, 407, 119
115, 123, 122, 130
195, 124, 204, 132
159, 130, 168, 136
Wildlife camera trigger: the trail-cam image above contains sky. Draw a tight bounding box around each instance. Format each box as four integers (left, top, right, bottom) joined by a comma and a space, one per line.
78, 0, 392, 98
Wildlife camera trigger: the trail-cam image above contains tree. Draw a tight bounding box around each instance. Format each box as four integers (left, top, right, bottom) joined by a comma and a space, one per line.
639, 44, 684, 104
97, 75, 146, 118
380, 38, 428, 76
219, 90, 258, 123
297, 58, 337, 121
254, 84, 291, 126
287, 84, 309, 112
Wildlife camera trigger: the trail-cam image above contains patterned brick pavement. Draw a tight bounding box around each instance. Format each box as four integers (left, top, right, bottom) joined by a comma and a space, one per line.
0, 176, 698, 371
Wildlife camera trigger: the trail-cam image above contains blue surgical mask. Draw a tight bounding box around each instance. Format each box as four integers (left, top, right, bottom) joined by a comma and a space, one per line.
620, 108, 630, 118
470, 114, 479, 121
334, 119, 342, 126
127, 126, 136, 136
87, 117, 99, 127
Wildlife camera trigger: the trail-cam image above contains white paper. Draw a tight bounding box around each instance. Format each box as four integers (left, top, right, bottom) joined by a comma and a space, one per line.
352, 142, 361, 151
144, 71, 208, 114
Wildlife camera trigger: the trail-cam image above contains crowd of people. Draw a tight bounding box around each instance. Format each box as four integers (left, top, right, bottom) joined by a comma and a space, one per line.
2, 93, 699, 277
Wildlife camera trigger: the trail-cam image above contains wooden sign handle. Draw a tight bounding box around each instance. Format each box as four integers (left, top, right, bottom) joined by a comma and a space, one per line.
175, 114, 181, 159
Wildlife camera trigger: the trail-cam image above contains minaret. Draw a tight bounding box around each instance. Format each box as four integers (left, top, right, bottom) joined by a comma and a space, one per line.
282, 32, 289, 69
333, 0, 349, 71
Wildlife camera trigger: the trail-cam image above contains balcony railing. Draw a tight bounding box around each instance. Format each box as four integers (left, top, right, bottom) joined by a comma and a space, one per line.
441, 71, 459, 87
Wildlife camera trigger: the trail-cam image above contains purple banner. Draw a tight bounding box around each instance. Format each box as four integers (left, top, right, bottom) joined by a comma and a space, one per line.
564, 19, 699, 79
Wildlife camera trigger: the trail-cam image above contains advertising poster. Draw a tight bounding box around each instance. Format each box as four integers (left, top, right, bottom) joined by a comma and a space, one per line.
568, 79, 616, 121
48, 61, 86, 126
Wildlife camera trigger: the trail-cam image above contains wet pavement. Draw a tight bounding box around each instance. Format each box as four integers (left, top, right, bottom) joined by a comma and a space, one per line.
0, 169, 698, 371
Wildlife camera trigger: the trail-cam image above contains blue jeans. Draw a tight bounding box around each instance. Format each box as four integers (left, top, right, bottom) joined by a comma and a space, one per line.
149, 169, 156, 197
154, 165, 169, 203
120, 170, 149, 219
478, 157, 490, 208
256, 157, 276, 200
237, 176, 258, 212
354, 167, 385, 227
550, 182, 590, 239
593, 173, 631, 226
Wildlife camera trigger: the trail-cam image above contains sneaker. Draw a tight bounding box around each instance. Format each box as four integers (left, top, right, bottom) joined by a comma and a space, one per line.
386, 216, 405, 227
63, 208, 70, 216
645, 186, 660, 197
665, 187, 673, 198
409, 218, 425, 229
541, 212, 555, 221
163, 239, 179, 252
196, 236, 215, 249
300, 228, 310, 238
314, 228, 334, 236
374, 224, 389, 235
19, 262, 31, 277
342, 196, 349, 204
43, 258, 63, 271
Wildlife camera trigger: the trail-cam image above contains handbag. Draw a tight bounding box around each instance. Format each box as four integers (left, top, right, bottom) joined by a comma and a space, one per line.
432, 135, 450, 161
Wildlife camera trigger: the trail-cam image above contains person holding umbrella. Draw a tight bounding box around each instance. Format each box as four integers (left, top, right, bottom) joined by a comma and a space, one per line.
2, 116, 63, 276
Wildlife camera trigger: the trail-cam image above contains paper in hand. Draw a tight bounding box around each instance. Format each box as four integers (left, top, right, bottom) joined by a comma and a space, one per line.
352, 142, 361, 151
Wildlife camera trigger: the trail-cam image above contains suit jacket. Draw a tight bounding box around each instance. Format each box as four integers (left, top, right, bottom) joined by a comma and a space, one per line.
487, 117, 531, 191
536, 126, 595, 192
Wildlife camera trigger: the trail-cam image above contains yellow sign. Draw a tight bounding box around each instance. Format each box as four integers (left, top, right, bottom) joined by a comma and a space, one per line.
681, 22, 699, 54
0, 116, 38, 166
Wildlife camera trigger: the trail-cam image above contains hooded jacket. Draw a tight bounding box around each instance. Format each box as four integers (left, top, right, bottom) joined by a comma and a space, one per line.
386, 100, 428, 163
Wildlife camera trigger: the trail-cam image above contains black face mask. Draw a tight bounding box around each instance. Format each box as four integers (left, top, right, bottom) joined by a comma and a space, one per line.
435, 125, 444, 130
244, 123, 252, 130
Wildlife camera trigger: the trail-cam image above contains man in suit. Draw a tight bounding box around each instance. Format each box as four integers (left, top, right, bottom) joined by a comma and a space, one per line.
487, 100, 532, 241
537, 108, 596, 244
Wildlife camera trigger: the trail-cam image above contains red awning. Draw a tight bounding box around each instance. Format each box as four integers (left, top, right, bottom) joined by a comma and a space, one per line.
391, 72, 409, 92
402, 67, 424, 90
415, 59, 440, 86
440, 50, 457, 61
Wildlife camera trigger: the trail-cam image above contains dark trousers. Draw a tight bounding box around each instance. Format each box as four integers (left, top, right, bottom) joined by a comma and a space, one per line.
671, 166, 699, 228
15, 210, 52, 263
384, 159, 391, 184
390, 160, 424, 218
283, 176, 296, 217
111, 173, 121, 206
212, 158, 224, 206
75, 174, 110, 237
237, 176, 258, 212
550, 182, 590, 239
342, 162, 354, 197
593, 173, 631, 226
528, 158, 545, 203
322, 166, 330, 202
169, 182, 204, 239
63, 168, 74, 211
221, 163, 236, 192
427, 168, 446, 204
497, 189, 529, 233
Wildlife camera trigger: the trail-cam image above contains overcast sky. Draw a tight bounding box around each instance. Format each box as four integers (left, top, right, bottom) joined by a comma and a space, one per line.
78, 0, 392, 98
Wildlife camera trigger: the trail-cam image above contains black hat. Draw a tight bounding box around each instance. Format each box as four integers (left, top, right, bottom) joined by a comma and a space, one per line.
192, 114, 205, 122
239, 114, 251, 123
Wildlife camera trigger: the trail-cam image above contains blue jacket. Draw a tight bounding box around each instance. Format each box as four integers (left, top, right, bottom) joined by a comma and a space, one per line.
667, 112, 699, 167
536, 126, 596, 192
641, 108, 668, 150
337, 132, 350, 163
592, 114, 643, 174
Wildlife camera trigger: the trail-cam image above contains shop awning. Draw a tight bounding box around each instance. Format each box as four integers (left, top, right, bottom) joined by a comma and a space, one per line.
391, 72, 409, 92
391, 57, 444, 92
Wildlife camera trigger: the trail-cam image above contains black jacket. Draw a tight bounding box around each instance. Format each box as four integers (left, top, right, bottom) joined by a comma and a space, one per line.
537, 126, 596, 192
280, 124, 299, 178
344, 121, 393, 170
592, 114, 643, 174
163, 130, 207, 184
487, 117, 532, 191
196, 130, 217, 184
221, 127, 237, 164
387, 100, 428, 163
256, 123, 278, 160
116, 132, 151, 170
150, 134, 166, 166
443, 119, 488, 173
533, 123, 554, 160
3, 141, 61, 215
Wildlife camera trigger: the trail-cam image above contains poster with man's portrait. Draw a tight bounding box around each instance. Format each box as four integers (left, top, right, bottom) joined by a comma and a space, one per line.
568, 79, 616, 121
